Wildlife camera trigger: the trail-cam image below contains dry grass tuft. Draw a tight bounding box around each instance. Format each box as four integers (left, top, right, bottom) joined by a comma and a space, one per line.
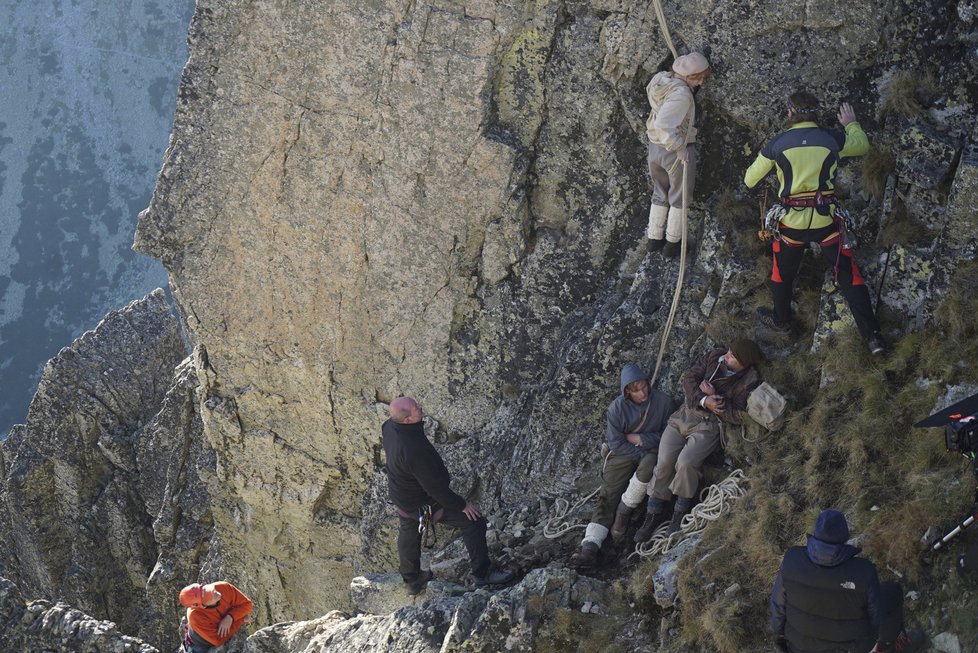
664, 257, 978, 652
933, 262, 978, 342
877, 204, 929, 247
883, 70, 937, 118
860, 147, 896, 198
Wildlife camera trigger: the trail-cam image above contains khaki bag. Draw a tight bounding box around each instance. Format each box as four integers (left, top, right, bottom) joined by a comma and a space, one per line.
746, 382, 787, 431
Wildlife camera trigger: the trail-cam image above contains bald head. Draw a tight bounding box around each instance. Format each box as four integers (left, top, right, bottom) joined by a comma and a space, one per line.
390, 396, 422, 424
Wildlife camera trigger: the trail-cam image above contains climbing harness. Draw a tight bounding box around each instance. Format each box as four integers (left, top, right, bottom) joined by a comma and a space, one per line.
631, 469, 748, 559
419, 504, 436, 548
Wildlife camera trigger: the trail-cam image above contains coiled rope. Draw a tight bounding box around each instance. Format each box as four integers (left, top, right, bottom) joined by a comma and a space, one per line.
631, 469, 748, 559
542, 447, 613, 538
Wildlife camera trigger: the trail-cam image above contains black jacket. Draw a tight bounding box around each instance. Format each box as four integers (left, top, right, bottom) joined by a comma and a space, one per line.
382, 418, 466, 513
771, 536, 880, 652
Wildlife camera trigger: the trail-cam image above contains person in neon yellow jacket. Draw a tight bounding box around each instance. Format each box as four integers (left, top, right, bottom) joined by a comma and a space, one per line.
744, 91, 884, 355
645, 52, 710, 258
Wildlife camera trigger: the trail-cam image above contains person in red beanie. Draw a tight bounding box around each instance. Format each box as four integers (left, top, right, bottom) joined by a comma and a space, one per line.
179, 581, 253, 652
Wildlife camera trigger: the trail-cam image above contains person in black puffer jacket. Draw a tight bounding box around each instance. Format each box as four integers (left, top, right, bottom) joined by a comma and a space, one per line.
770, 509, 925, 653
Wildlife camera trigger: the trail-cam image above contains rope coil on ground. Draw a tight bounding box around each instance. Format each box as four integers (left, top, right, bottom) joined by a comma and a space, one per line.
543, 448, 613, 538
632, 469, 748, 559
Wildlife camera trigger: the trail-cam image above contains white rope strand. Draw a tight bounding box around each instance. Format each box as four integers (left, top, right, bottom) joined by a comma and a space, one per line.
650, 0, 679, 60
543, 448, 614, 538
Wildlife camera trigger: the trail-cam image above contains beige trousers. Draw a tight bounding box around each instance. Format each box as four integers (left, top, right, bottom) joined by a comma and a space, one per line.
649, 404, 720, 501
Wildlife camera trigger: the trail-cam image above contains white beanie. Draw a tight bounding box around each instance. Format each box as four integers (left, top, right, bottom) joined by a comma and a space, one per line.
672, 52, 710, 76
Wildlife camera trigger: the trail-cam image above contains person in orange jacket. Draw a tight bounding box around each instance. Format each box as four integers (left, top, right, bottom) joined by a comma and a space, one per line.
179, 581, 254, 652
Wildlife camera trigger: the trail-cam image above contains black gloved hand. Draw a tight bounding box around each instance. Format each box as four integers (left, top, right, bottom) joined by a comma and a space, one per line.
774, 636, 789, 653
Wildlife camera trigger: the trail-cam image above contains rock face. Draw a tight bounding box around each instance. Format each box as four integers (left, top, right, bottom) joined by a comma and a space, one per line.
0, 576, 158, 653
131, 0, 978, 631
0, 289, 216, 651
245, 567, 648, 653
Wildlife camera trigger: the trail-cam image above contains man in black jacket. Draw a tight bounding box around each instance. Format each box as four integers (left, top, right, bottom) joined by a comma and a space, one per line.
770, 509, 924, 653
383, 396, 514, 594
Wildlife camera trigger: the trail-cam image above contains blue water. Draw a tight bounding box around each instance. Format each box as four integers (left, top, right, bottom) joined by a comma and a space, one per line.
0, 0, 195, 438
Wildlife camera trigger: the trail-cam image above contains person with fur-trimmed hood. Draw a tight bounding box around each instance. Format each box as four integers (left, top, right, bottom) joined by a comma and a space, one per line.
644, 51, 711, 258
571, 363, 675, 567
770, 509, 925, 653
634, 339, 763, 542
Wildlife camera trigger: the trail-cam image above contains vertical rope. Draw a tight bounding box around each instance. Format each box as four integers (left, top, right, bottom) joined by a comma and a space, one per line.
650, 0, 679, 60
650, 163, 688, 387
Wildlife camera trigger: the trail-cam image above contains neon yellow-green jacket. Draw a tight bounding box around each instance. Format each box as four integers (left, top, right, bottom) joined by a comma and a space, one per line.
744, 121, 869, 229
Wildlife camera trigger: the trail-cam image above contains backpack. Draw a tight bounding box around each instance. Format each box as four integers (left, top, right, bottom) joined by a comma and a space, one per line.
746, 382, 787, 431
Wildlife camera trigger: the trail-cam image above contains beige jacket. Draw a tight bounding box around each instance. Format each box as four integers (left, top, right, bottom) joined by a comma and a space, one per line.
645, 71, 696, 152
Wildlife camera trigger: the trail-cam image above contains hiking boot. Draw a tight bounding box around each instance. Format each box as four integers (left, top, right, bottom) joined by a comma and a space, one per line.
872, 629, 925, 653
610, 504, 633, 541
405, 570, 433, 595
667, 508, 689, 535
474, 567, 516, 588
571, 542, 599, 568
647, 238, 666, 254
662, 240, 682, 258
868, 333, 886, 356
756, 307, 791, 334
634, 509, 669, 543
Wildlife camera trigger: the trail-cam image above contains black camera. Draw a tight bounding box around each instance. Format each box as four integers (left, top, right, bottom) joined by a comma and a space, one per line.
946, 415, 978, 455
914, 391, 978, 457
915, 390, 978, 553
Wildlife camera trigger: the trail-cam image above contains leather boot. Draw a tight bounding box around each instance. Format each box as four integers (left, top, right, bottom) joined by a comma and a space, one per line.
571, 541, 599, 568
667, 507, 688, 535
610, 502, 633, 540
647, 238, 666, 253
634, 506, 668, 543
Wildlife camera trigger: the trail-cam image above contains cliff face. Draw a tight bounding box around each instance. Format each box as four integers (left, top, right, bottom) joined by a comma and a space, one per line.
0, 290, 215, 650
131, 0, 978, 631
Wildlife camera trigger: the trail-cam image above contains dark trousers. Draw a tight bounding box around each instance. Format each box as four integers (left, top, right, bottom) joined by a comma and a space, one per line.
771, 223, 880, 340
590, 453, 657, 527
876, 580, 905, 648
398, 507, 490, 582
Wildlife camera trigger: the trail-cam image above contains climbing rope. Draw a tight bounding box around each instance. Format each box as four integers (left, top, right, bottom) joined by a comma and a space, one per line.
545, 0, 691, 536
543, 447, 613, 538
650, 0, 679, 60
649, 162, 688, 387
631, 469, 749, 559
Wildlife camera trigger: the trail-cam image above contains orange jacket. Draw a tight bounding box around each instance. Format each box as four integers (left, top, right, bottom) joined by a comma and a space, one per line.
186, 581, 253, 646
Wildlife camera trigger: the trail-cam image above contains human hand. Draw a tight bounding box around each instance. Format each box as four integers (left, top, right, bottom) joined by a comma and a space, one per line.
244, 614, 254, 625
699, 380, 715, 395
626, 433, 642, 446
462, 502, 482, 520
837, 102, 857, 126
217, 614, 233, 638
679, 148, 690, 164
704, 395, 726, 415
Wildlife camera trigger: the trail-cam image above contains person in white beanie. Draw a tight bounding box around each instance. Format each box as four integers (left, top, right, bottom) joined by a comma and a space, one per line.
644, 51, 710, 258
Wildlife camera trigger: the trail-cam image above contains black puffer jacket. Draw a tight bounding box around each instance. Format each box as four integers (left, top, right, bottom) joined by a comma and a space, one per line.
382, 418, 466, 512
770, 536, 881, 652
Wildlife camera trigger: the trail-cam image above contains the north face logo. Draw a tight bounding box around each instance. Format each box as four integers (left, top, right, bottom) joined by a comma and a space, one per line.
840, 581, 856, 590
